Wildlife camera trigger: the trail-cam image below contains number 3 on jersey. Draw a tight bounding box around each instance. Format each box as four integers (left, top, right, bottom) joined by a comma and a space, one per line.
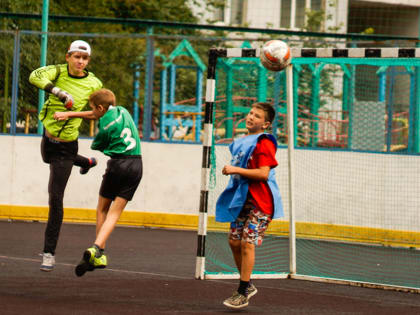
120, 128, 136, 151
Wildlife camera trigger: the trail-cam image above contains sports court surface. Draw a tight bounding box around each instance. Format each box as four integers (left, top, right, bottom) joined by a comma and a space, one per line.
2, 220, 420, 314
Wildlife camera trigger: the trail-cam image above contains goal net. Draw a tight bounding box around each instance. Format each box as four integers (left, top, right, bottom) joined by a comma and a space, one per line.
196, 46, 420, 291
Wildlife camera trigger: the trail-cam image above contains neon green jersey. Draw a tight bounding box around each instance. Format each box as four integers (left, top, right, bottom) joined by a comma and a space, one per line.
91, 106, 141, 156
29, 64, 103, 141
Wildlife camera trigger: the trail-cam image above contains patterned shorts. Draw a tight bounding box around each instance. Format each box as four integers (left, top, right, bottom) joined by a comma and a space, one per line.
229, 198, 272, 246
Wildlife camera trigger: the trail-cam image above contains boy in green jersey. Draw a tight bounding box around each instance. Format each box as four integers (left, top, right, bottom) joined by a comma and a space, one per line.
29, 40, 102, 272
54, 89, 142, 276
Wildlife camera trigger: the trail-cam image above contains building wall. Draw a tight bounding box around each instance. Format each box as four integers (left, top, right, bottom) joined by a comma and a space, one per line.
245, 0, 281, 29
190, 0, 419, 39
349, 0, 420, 37
359, 0, 420, 6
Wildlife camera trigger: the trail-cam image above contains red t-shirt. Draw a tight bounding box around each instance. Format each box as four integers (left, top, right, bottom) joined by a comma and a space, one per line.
247, 137, 278, 216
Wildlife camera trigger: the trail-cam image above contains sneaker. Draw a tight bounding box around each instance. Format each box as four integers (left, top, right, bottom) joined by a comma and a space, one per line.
247, 283, 258, 299
75, 246, 107, 277
84, 246, 107, 268
40, 252, 55, 272
80, 157, 97, 175
223, 291, 249, 309
75, 257, 94, 277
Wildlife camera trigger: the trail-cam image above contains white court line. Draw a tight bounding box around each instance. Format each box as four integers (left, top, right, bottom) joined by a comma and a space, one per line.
4, 253, 420, 307
0, 254, 190, 280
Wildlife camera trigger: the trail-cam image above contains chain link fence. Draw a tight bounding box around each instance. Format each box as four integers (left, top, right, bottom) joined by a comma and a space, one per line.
0, 24, 417, 148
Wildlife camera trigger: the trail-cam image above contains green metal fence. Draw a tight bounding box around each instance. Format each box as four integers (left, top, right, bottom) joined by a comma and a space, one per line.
0, 12, 418, 144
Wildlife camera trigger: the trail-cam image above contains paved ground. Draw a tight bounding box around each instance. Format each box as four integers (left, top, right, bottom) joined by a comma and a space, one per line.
2, 220, 420, 314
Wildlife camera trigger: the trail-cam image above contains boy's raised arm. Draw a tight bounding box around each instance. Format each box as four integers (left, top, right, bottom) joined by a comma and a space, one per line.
54, 110, 96, 121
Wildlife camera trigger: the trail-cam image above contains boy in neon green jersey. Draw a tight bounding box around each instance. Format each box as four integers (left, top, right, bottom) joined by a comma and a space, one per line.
54, 89, 142, 277
29, 40, 102, 272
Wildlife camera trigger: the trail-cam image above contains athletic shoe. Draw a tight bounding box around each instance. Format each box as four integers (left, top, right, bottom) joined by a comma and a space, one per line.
223, 291, 249, 309
80, 157, 97, 175
247, 283, 258, 299
40, 252, 55, 272
84, 246, 107, 268
75, 246, 107, 277
75, 258, 94, 277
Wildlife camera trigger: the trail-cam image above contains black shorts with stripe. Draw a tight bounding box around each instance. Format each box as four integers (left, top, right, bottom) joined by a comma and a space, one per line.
100, 155, 143, 201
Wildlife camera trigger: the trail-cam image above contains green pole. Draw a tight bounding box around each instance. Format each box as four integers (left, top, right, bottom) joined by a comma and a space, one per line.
293, 68, 299, 147
143, 26, 155, 140
226, 66, 233, 139
257, 66, 267, 102
310, 66, 320, 147
415, 8, 420, 152
3, 56, 9, 133
2, 18, 9, 133
37, 0, 49, 134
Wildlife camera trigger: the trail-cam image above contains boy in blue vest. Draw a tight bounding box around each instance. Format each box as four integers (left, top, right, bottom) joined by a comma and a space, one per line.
216, 102, 283, 309
54, 89, 142, 276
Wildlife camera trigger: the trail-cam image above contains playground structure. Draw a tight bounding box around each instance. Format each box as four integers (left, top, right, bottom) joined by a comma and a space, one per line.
157, 40, 290, 144
154, 41, 412, 151
159, 39, 205, 142
290, 60, 414, 152
213, 41, 286, 141
211, 54, 414, 151
8, 39, 414, 152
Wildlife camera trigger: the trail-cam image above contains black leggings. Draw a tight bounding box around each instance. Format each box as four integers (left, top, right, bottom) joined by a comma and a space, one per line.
41, 135, 91, 254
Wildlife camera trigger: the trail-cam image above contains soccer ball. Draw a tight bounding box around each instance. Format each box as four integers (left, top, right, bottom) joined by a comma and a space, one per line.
260, 40, 291, 71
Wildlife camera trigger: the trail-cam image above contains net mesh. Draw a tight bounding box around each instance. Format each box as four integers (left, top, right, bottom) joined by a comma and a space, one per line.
205, 53, 420, 288
206, 56, 290, 277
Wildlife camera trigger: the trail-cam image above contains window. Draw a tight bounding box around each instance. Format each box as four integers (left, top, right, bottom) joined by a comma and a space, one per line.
311, 0, 321, 11
213, 6, 225, 22
281, 0, 323, 29
280, 0, 291, 28
230, 0, 244, 25
296, 0, 306, 28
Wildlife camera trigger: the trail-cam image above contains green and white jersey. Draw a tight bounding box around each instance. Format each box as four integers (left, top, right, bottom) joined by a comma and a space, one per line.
91, 106, 141, 157
29, 64, 102, 141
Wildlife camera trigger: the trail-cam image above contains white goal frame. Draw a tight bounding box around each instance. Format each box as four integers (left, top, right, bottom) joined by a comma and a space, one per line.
195, 46, 420, 293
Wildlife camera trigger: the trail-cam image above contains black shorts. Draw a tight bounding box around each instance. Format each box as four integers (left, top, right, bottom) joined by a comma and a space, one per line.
99, 155, 143, 201
41, 133, 78, 163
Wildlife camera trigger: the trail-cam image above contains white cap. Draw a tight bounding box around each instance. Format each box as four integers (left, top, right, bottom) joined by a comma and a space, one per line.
67, 40, 91, 56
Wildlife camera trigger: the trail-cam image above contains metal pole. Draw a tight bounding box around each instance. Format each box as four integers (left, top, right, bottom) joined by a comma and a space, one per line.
195, 69, 203, 142
10, 31, 21, 135
386, 67, 395, 152
415, 8, 420, 153
195, 48, 220, 280
272, 72, 281, 137
132, 63, 140, 128
286, 64, 296, 275
226, 67, 233, 138
142, 26, 154, 140
160, 69, 167, 141
37, 0, 49, 134
3, 42, 9, 133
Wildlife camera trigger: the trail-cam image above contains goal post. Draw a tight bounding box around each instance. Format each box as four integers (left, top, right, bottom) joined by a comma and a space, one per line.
195, 47, 292, 280
196, 46, 420, 292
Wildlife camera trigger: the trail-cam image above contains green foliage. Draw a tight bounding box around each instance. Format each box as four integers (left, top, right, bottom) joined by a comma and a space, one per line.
361, 27, 375, 35
194, 0, 226, 24
0, 0, 217, 135
305, 9, 325, 33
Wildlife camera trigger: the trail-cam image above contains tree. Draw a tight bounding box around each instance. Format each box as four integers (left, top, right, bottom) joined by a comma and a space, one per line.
0, 0, 216, 136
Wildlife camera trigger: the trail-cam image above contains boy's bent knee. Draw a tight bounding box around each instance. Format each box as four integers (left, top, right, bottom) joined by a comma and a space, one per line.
241, 241, 255, 252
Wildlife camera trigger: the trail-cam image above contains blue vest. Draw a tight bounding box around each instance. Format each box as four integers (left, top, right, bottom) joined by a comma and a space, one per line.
215, 133, 284, 222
